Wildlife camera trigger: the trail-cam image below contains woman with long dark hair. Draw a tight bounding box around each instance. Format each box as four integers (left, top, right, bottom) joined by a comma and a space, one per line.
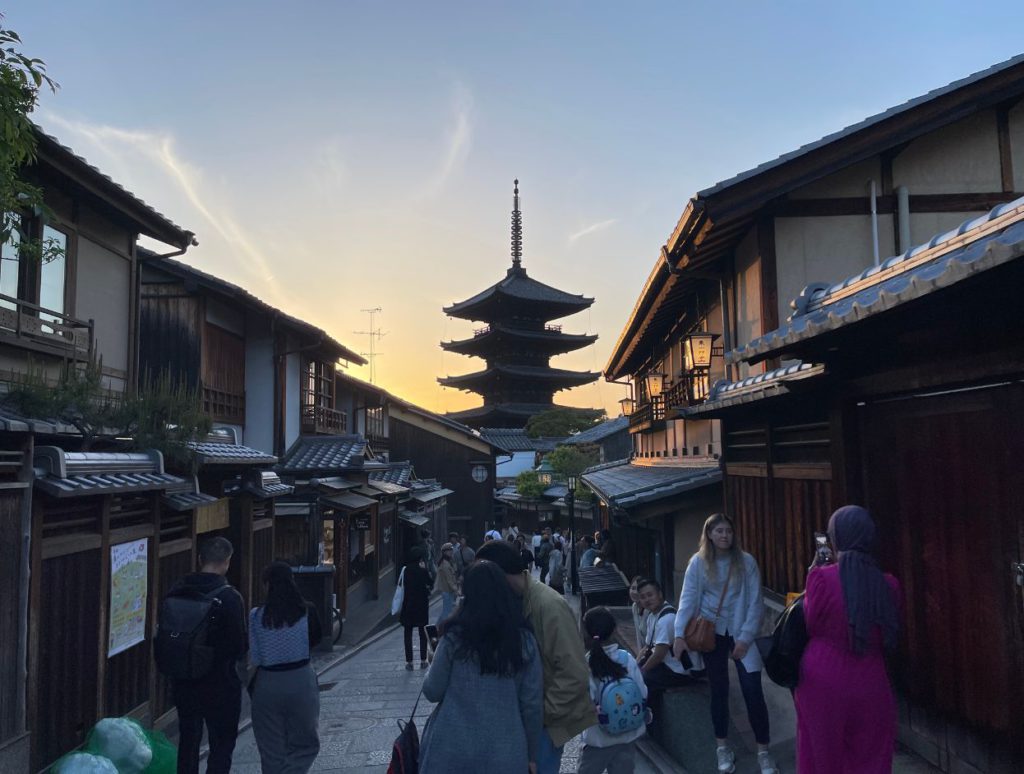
673, 514, 776, 774
795, 506, 901, 773
401, 547, 433, 669
419, 560, 542, 773
579, 607, 647, 773
249, 561, 323, 773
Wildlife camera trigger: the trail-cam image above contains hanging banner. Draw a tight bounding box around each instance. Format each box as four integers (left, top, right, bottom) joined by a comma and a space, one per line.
109, 538, 149, 657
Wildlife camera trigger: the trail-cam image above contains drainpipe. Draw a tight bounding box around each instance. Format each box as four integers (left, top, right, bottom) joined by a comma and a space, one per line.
896, 186, 911, 254
869, 180, 880, 266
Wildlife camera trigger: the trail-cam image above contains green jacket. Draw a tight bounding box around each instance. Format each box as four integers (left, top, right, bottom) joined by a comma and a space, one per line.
520, 572, 596, 747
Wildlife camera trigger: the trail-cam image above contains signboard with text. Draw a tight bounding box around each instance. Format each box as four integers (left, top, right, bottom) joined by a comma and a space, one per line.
109, 538, 148, 657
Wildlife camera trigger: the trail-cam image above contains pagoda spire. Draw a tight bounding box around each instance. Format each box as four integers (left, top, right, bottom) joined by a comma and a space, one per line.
511, 179, 523, 269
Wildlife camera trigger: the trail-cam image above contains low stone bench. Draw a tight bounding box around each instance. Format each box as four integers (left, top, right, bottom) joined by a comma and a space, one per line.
648, 682, 740, 772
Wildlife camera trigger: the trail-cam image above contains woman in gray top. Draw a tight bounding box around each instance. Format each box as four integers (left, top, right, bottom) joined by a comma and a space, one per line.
420, 560, 543, 773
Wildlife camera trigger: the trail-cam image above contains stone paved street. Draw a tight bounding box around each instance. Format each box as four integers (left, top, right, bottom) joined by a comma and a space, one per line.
231, 596, 659, 773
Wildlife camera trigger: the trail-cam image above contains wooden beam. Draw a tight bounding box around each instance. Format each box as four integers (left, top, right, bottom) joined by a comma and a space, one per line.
758, 217, 780, 370
96, 497, 112, 719
775, 191, 1024, 218
997, 106, 1015, 194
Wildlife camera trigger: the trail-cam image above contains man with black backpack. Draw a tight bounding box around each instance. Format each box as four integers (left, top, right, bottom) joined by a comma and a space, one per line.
155, 537, 247, 774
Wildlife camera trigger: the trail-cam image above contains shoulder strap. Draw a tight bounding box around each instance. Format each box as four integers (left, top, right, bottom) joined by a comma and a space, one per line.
713, 563, 734, 620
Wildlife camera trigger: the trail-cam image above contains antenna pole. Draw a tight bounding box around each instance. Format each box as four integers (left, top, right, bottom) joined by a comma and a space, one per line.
511, 178, 523, 269
353, 307, 387, 384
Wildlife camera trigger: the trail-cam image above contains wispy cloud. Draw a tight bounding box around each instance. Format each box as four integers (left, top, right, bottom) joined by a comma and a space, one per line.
419, 81, 474, 199
568, 218, 617, 244
40, 111, 291, 301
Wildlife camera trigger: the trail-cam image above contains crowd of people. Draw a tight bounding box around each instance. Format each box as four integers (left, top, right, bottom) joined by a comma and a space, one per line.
160, 503, 902, 774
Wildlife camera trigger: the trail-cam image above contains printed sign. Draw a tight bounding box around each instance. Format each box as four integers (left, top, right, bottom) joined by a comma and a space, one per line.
353, 514, 372, 531
109, 538, 148, 657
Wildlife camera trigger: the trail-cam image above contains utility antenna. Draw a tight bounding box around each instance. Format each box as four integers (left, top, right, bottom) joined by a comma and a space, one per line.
353, 307, 387, 384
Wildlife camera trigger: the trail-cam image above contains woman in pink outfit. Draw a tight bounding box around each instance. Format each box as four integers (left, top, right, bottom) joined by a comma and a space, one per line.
795, 505, 901, 774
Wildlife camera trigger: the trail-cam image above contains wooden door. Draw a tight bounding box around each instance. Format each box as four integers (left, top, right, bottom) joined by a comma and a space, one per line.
859, 383, 1024, 733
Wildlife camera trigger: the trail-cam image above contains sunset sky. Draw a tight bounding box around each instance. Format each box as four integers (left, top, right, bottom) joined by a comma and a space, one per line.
8, 1, 1024, 417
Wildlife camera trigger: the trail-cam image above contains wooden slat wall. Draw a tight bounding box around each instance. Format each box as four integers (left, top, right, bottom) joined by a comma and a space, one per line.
35, 549, 101, 768
152, 546, 193, 720
138, 282, 201, 388
773, 478, 832, 593
0, 492, 23, 742
201, 323, 245, 396
252, 522, 275, 606
728, 474, 774, 584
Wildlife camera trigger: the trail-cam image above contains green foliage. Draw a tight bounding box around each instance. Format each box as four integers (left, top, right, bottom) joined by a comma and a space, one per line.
546, 443, 600, 478
515, 470, 547, 499
525, 407, 605, 439
2, 361, 212, 468
0, 15, 61, 266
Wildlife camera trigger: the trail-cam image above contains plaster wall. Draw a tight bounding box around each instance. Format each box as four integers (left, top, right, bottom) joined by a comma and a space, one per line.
1011, 101, 1024, 193
775, 214, 896, 320
205, 296, 245, 336
244, 314, 275, 454
788, 157, 884, 199
908, 210, 988, 247
732, 227, 761, 380
892, 111, 1001, 194
75, 235, 130, 388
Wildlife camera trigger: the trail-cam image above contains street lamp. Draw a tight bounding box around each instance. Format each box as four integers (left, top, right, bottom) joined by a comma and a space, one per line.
644, 371, 666, 399
683, 332, 718, 370
536, 458, 554, 487
618, 396, 635, 416
566, 475, 579, 594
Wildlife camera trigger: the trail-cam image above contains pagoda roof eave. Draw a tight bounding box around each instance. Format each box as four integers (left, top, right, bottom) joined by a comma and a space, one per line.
438, 365, 600, 391
444, 267, 594, 321
447, 402, 571, 427
441, 325, 598, 355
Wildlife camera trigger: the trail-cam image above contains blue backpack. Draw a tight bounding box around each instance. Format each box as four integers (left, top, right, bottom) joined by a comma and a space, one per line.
596, 650, 646, 734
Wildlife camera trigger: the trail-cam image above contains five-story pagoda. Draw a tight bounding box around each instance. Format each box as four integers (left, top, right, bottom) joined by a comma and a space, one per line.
439, 181, 599, 428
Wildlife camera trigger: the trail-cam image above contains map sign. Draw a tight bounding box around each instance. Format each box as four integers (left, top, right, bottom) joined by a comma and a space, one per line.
109, 538, 149, 657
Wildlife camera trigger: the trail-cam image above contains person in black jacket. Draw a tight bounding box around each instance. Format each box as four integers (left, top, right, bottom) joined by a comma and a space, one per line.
170, 537, 248, 774
401, 547, 434, 669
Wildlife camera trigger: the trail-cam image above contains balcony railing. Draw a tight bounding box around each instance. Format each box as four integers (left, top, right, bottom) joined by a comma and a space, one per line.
0, 294, 93, 359
301, 404, 347, 435
202, 385, 245, 424
663, 379, 689, 416
628, 397, 666, 434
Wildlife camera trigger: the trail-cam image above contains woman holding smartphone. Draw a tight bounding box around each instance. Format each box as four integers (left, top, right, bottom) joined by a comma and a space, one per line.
419, 560, 542, 773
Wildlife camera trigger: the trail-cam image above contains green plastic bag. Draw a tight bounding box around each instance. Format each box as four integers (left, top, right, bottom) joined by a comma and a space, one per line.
141, 729, 176, 774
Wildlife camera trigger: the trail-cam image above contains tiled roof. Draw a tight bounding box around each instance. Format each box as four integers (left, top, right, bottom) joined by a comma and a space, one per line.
367, 480, 411, 496
143, 256, 366, 366
369, 461, 413, 486
582, 459, 722, 511
543, 484, 569, 499
36, 470, 186, 498
698, 54, 1024, 200
163, 478, 219, 512
410, 487, 454, 504
320, 492, 377, 511
448, 403, 575, 426
444, 266, 593, 320
562, 416, 629, 446
34, 125, 194, 248
681, 362, 826, 417
730, 196, 1024, 364
223, 470, 294, 499
187, 442, 278, 466
278, 435, 368, 473
478, 428, 565, 453
399, 510, 431, 527
0, 409, 79, 435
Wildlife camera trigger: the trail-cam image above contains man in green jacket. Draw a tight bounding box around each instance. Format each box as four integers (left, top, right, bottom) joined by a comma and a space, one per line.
476, 541, 596, 774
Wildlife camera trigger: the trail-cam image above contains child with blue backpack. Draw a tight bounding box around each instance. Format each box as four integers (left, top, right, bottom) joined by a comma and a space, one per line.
579, 607, 649, 774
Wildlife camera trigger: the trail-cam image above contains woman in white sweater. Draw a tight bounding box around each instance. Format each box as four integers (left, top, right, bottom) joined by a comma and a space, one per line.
672, 514, 777, 774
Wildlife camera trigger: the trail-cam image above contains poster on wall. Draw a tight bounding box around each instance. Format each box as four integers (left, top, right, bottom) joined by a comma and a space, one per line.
108, 538, 149, 657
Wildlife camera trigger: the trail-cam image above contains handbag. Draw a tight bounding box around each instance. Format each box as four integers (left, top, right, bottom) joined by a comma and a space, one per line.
683, 562, 733, 653
391, 567, 406, 616
387, 688, 423, 774
756, 593, 808, 689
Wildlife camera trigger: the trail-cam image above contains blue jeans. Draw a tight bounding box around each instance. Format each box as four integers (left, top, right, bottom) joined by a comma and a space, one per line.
704, 633, 770, 744
535, 728, 564, 774
438, 591, 456, 625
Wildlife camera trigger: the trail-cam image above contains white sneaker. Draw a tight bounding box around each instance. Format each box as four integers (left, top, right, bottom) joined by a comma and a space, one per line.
716, 745, 736, 773
758, 750, 779, 774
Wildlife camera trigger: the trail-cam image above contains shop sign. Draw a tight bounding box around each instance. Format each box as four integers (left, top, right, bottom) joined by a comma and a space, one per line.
353, 513, 372, 531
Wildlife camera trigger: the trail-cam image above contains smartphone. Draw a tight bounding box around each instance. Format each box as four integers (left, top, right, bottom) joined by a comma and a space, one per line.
814, 532, 834, 565
425, 624, 439, 649
814, 532, 829, 548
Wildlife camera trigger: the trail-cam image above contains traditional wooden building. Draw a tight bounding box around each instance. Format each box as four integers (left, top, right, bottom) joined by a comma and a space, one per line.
606, 54, 1024, 772
440, 181, 599, 428
0, 126, 196, 772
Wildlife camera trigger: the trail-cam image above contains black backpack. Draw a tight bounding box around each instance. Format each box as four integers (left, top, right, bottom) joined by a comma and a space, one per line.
387, 691, 422, 774
154, 582, 227, 680
758, 593, 808, 689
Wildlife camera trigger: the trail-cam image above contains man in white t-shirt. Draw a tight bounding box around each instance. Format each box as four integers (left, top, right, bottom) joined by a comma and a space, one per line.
484, 528, 502, 542
636, 577, 702, 695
